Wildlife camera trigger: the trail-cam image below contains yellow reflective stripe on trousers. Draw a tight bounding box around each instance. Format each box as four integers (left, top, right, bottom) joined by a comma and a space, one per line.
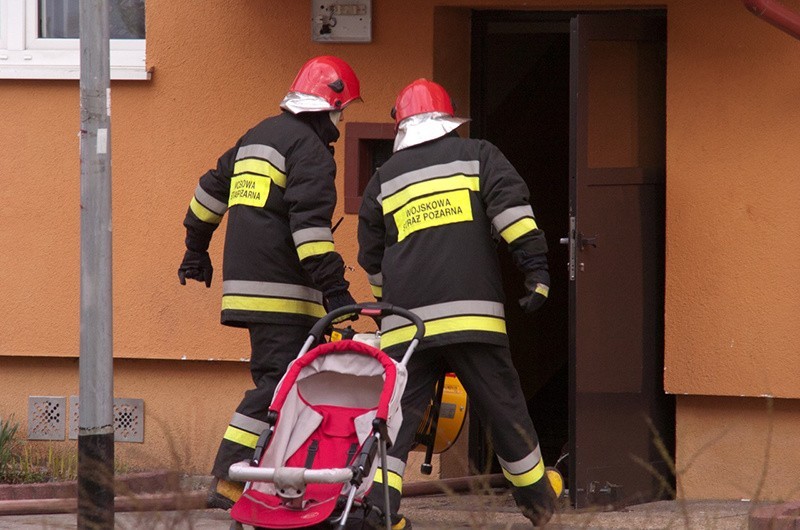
382, 175, 480, 214
502, 457, 546, 488
233, 158, 287, 188
380, 315, 506, 350
499, 217, 538, 244
223, 426, 259, 449
370, 284, 383, 298
190, 197, 223, 224
222, 295, 327, 318
373, 469, 403, 493
296, 241, 335, 261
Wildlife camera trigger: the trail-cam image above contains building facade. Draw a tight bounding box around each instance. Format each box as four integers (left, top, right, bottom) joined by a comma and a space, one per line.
1, 0, 799, 503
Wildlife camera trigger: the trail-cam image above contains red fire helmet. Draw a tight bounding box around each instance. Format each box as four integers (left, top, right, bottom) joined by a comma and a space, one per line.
392, 79, 454, 129
289, 55, 361, 110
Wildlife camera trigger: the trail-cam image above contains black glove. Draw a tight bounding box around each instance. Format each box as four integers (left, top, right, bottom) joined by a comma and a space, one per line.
519, 269, 550, 313
326, 290, 358, 323
178, 250, 213, 288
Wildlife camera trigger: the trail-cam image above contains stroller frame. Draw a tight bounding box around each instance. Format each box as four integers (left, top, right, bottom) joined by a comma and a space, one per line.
229, 302, 425, 530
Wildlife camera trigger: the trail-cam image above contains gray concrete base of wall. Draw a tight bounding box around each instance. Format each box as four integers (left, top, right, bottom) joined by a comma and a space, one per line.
749, 501, 800, 529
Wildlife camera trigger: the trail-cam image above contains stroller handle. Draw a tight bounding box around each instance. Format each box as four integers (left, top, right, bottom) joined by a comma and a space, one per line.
229, 461, 353, 485
308, 302, 425, 345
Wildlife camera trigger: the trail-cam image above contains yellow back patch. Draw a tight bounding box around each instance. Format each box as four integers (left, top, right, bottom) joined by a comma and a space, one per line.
229, 175, 270, 208
393, 189, 473, 242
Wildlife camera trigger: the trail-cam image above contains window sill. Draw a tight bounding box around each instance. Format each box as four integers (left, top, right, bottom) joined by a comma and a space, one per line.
0, 63, 152, 80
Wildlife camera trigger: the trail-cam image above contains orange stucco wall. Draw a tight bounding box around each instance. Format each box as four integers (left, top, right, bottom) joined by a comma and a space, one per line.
2, 0, 800, 498
0, 357, 247, 474
664, 0, 800, 399
676, 395, 800, 500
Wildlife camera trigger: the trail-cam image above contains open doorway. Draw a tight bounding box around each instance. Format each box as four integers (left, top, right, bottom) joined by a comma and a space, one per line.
470, 9, 572, 480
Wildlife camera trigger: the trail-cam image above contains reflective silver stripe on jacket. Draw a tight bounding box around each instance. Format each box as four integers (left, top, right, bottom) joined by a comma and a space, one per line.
381, 300, 505, 332
385, 455, 406, 475
492, 205, 534, 233
379, 160, 480, 199
497, 446, 543, 475
367, 272, 383, 287
292, 227, 334, 247
195, 184, 228, 215
223, 280, 323, 303
228, 412, 269, 435
235, 143, 286, 172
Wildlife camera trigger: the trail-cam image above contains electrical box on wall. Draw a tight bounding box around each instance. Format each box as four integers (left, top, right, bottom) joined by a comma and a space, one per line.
312, 1, 372, 43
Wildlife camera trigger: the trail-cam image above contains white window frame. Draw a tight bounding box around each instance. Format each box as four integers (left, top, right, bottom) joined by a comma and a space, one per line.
0, 2, 8, 50
0, 0, 148, 80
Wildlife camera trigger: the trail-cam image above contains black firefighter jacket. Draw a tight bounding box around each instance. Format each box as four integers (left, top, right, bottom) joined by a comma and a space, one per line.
183, 111, 349, 328
357, 133, 548, 353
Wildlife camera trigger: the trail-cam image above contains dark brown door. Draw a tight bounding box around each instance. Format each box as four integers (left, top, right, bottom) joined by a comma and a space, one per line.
568, 12, 672, 508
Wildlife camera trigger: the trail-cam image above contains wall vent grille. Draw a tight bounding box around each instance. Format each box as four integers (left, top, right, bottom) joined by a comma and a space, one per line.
68, 396, 144, 443
27, 396, 66, 441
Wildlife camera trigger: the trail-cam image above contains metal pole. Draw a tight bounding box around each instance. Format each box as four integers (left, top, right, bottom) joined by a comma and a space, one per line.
78, 0, 114, 528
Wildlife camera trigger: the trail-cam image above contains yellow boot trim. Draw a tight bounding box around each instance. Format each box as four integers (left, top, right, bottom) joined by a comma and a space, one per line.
392, 516, 410, 529
216, 478, 244, 503
546, 467, 564, 497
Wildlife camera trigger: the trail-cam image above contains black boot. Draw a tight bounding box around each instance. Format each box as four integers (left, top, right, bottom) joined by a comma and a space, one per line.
347, 507, 412, 530
206, 477, 243, 511
512, 476, 557, 527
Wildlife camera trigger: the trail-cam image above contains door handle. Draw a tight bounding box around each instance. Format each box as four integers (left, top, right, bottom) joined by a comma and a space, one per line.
561, 234, 597, 248
579, 233, 597, 250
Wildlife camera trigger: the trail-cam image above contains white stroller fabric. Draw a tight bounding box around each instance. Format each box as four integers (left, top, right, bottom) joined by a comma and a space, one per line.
252, 348, 408, 498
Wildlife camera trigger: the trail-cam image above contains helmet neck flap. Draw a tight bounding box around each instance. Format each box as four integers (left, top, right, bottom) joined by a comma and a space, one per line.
393, 111, 468, 152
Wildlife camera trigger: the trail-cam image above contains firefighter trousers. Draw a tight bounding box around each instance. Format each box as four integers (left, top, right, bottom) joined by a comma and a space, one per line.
366, 341, 548, 518
211, 323, 310, 479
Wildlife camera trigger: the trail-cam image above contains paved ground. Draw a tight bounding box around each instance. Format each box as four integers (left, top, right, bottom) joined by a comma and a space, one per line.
0, 491, 759, 529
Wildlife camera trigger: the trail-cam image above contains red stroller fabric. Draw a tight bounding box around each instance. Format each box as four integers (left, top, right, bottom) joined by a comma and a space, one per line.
231, 338, 408, 529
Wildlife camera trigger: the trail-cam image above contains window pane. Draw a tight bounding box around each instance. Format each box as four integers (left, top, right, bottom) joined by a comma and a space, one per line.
111, 0, 145, 39
39, 0, 145, 39
40, 0, 79, 38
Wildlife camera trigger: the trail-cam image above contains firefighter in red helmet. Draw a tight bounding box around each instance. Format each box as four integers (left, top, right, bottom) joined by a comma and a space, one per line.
178, 55, 361, 509
356, 79, 556, 528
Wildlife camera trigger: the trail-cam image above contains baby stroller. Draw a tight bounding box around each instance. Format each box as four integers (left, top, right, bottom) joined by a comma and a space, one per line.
228, 302, 425, 530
